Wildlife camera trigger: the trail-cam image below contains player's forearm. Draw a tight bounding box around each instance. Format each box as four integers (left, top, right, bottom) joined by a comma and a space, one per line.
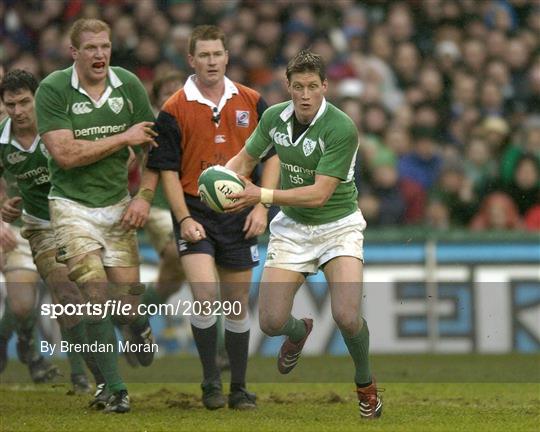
226, 149, 258, 177
271, 184, 332, 208
43, 133, 128, 169
260, 175, 339, 208
139, 168, 160, 192
131, 168, 160, 205
161, 170, 191, 222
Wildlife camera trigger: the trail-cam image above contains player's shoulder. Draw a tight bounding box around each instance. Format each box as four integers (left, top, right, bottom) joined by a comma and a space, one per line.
325, 102, 357, 131
263, 101, 290, 119
325, 102, 355, 123
110, 66, 139, 84
39, 67, 72, 90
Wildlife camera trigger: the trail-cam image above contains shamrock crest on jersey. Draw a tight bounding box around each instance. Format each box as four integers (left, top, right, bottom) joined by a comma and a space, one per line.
302, 138, 316, 156
108, 97, 124, 114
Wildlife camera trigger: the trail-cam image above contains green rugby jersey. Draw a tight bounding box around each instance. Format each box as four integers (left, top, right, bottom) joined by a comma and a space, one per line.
35, 66, 154, 207
245, 99, 359, 225
0, 118, 51, 220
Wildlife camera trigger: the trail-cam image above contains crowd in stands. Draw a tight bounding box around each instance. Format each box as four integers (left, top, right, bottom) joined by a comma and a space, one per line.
1, 0, 539, 231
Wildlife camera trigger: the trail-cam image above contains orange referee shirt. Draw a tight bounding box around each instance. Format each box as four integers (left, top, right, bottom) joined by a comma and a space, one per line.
147, 75, 267, 196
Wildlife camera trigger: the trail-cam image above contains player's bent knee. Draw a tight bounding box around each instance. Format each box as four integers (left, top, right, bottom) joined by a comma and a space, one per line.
333, 312, 360, 336
68, 254, 107, 286
10, 302, 34, 320
35, 251, 64, 281
259, 316, 286, 337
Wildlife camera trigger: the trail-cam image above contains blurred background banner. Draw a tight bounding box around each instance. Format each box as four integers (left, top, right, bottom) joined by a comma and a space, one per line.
135, 233, 540, 356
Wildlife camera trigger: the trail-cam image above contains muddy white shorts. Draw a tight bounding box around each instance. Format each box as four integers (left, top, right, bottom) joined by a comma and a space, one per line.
49, 197, 139, 267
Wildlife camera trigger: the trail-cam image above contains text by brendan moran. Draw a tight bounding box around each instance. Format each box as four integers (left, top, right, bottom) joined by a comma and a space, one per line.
41, 340, 158, 356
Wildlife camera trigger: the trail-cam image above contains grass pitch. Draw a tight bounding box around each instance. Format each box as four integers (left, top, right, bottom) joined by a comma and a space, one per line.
1, 354, 539, 432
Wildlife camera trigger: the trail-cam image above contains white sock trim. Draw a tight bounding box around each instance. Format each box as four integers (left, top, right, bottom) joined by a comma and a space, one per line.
190, 314, 217, 329
224, 315, 250, 333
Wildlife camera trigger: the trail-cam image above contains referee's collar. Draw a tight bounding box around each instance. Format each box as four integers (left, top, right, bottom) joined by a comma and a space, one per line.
184, 75, 238, 112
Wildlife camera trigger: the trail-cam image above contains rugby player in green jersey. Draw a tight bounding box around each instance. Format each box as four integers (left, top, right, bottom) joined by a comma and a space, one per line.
0, 69, 105, 391
35, 19, 158, 413
226, 50, 383, 419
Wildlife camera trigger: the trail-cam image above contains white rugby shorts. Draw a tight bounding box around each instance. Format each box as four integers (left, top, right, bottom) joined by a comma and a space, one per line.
265, 210, 367, 274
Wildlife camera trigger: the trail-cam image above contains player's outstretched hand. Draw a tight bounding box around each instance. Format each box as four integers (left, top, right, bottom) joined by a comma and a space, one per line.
181, 217, 206, 243
225, 175, 261, 213
243, 204, 268, 239
122, 121, 158, 148
121, 197, 150, 229
1, 196, 22, 223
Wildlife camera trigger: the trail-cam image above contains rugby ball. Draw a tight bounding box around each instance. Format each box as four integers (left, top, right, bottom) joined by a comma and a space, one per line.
197, 165, 245, 213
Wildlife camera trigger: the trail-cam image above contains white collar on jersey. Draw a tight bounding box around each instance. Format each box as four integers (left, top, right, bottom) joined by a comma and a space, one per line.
279, 97, 328, 125
70, 65, 123, 89
0, 118, 41, 153
183, 74, 238, 113
70, 65, 123, 108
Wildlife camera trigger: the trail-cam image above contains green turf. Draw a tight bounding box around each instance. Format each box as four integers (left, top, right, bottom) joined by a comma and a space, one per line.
1, 355, 539, 431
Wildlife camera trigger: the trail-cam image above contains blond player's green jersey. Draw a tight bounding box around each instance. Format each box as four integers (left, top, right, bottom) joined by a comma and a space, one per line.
35, 66, 154, 207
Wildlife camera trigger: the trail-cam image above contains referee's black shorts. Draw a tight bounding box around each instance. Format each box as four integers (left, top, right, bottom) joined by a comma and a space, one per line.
172, 194, 259, 270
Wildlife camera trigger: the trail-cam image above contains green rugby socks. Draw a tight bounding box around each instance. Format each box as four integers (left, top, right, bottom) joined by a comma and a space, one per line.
85, 317, 125, 393
62, 321, 104, 383
280, 316, 307, 343
342, 318, 371, 386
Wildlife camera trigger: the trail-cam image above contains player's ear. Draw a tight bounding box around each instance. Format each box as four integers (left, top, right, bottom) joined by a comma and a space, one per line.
70, 45, 78, 61
322, 79, 328, 93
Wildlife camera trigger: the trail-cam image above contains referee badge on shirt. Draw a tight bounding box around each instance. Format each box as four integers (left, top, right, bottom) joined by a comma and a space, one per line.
236, 110, 250, 128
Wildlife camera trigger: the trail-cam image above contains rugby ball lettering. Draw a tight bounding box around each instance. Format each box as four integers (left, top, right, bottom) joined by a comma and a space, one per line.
198, 166, 245, 213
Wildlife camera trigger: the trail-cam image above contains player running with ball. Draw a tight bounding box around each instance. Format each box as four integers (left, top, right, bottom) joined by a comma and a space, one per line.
226, 50, 383, 419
